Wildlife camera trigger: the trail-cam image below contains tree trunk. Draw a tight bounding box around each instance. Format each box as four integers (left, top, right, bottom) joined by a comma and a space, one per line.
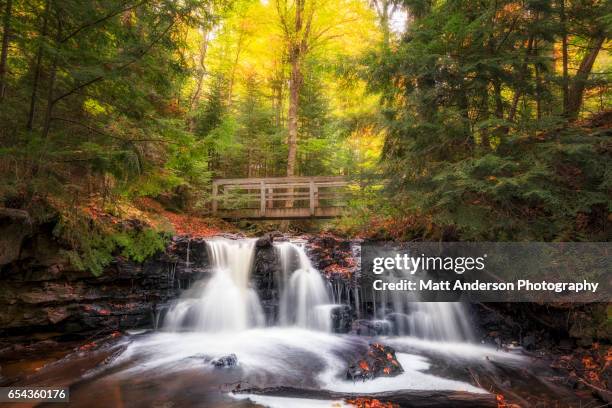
492, 78, 503, 119
566, 36, 604, 120
227, 28, 245, 107
42, 15, 60, 140
534, 40, 542, 120
27, 0, 51, 131
188, 29, 209, 132
287, 53, 300, 177
42, 55, 57, 139
286, 0, 305, 178
508, 36, 534, 123
234, 386, 497, 408
560, 0, 569, 116
0, 0, 13, 102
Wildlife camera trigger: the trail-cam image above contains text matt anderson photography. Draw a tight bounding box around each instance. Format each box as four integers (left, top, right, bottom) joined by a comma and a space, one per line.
0, 0, 610, 407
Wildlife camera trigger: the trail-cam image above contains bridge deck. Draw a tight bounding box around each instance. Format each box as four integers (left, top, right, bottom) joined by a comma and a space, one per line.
212, 176, 350, 219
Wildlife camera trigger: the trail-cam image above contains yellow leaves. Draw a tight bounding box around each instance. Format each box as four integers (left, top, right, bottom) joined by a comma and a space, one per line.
83, 98, 109, 116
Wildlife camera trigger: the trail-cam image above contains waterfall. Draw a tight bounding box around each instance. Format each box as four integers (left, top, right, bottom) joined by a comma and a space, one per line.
277, 242, 334, 332
162, 236, 473, 342
164, 239, 265, 332
368, 265, 474, 342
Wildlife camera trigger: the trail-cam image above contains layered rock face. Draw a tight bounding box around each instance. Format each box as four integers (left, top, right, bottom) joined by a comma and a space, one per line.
0, 217, 358, 348
0, 217, 183, 347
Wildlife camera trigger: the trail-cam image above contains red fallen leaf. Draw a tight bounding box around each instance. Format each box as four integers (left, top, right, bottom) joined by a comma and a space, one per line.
383, 367, 391, 375
359, 360, 370, 371
111, 331, 122, 338
585, 370, 600, 383
386, 353, 393, 361
98, 309, 111, 315
346, 398, 398, 408
79, 342, 97, 351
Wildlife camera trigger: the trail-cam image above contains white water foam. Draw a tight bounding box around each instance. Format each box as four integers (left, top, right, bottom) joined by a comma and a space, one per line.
278, 242, 334, 331
232, 394, 349, 408
108, 329, 488, 397
164, 239, 265, 332
318, 352, 484, 394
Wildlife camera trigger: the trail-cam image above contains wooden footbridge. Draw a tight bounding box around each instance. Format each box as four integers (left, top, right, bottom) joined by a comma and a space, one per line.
211, 176, 351, 219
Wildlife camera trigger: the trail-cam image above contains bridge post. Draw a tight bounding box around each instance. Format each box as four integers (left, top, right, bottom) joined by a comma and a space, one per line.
309, 179, 315, 216
260, 180, 266, 217
212, 181, 218, 215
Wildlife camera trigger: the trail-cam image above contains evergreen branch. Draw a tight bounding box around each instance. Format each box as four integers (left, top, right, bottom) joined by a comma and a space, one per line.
60, 0, 149, 44
51, 20, 176, 105
51, 117, 181, 145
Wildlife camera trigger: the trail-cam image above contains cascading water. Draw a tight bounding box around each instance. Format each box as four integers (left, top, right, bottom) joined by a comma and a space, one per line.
277, 242, 334, 331
164, 239, 265, 332
369, 268, 474, 342
164, 237, 473, 342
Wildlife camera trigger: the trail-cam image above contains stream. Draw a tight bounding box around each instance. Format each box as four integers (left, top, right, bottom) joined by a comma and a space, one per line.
5, 238, 597, 407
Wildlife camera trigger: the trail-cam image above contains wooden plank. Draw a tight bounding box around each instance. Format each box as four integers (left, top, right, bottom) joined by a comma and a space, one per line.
216, 206, 345, 219
214, 176, 347, 185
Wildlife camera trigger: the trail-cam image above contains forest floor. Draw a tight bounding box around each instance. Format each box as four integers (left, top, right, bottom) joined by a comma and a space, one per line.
82, 197, 233, 237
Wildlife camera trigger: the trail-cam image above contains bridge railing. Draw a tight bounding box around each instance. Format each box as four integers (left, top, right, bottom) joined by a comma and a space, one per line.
211, 176, 351, 219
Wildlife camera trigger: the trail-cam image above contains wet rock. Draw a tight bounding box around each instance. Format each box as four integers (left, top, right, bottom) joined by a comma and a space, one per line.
346, 343, 403, 381
306, 235, 355, 277
211, 353, 238, 368
0, 208, 32, 266
330, 304, 352, 333
352, 319, 392, 336
256, 234, 273, 248
252, 237, 280, 304
522, 334, 536, 350
558, 339, 574, 351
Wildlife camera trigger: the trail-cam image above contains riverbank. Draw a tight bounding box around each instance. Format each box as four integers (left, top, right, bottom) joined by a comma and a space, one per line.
0, 209, 609, 407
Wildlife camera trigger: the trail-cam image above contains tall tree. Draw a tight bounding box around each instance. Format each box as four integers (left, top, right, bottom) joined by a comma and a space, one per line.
0, 0, 12, 101
276, 0, 316, 177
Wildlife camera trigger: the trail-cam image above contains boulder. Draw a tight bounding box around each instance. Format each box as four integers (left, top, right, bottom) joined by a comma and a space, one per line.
211, 353, 238, 368
352, 319, 392, 336
346, 343, 403, 381
330, 304, 352, 333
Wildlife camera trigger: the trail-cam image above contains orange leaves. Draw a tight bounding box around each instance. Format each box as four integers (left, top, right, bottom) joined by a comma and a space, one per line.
78, 342, 98, 351
582, 355, 598, 370
159, 209, 223, 237
604, 347, 612, 370
346, 398, 398, 408
551, 343, 611, 400
496, 393, 521, 408
359, 360, 370, 371
325, 263, 352, 276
